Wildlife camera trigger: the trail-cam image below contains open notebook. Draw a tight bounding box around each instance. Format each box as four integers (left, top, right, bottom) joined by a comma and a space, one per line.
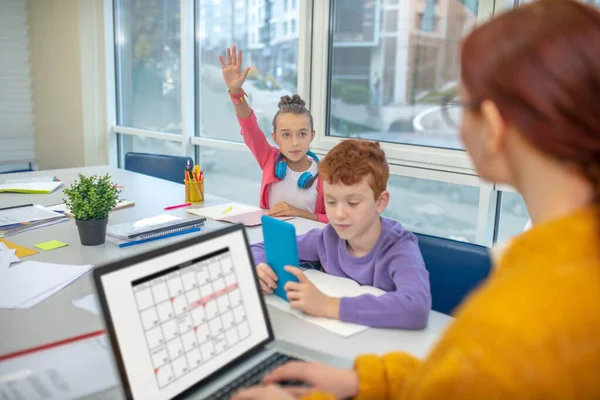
187, 203, 292, 227
266, 269, 385, 337
0, 181, 63, 194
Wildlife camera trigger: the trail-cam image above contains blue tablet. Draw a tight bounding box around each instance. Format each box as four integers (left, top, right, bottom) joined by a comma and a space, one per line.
261, 215, 300, 301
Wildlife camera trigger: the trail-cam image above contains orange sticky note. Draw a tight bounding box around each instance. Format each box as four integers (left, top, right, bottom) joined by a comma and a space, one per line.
0, 239, 39, 257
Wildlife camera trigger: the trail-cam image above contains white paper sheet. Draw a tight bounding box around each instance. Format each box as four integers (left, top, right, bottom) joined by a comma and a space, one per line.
186, 202, 261, 220
71, 294, 101, 315
266, 295, 369, 337
0, 334, 119, 400
3, 176, 57, 183
0, 261, 93, 309
265, 270, 385, 337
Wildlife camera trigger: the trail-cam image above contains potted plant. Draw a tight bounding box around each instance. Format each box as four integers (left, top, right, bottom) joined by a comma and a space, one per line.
63, 173, 121, 246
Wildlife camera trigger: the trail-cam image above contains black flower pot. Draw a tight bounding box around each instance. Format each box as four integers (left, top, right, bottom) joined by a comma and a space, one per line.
75, 217, 108, 246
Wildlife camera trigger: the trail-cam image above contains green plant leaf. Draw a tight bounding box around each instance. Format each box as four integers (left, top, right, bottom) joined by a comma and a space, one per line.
63, 173, 121, 220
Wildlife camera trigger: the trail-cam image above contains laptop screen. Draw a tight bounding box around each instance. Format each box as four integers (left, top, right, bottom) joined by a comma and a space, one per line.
96, 227, 271, 400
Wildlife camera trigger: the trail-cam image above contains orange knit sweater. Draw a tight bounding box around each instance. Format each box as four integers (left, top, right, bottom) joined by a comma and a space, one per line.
304, 206, 600, 400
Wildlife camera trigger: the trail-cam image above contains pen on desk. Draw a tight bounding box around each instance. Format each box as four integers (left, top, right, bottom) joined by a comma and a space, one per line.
0, 204, 33, 211
222, 205, 233, 214
164, 202, 192, 210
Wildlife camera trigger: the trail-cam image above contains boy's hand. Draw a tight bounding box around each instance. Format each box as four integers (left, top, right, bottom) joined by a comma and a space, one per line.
284, 266, 340, 319
268, 201, 299, 218
219, 45, 251, 93
256, 263, 278, 294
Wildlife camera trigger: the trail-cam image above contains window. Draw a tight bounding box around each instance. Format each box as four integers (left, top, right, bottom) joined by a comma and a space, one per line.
110, 0, 536, 248
327, 0, 477, 150
0, 0, 35, 167
383, 176, 479, 243
196, 0, 302, 201
496, 192, 530, 243
114, 0, 182, 134
384, 10, 398, 32
201, 146, 263, 206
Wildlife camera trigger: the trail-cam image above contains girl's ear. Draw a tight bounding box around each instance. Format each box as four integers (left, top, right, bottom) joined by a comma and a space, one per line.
271, 131, 276, 142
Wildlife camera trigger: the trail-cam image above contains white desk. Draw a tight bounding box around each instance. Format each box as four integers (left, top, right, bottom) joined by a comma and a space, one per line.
0, 166, 453, 399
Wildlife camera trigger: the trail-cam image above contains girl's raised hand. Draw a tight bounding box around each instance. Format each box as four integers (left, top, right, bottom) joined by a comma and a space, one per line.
219, 45, 251, 93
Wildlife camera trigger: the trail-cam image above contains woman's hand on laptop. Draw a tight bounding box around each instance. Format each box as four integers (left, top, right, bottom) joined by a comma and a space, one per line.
269, 362, 359, 399
256, 263, 278, 294
232, 384, 295, 400
284, 266, 340, 319
233, 362, 359, 400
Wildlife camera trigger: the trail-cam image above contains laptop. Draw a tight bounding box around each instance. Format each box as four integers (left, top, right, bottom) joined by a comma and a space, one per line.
93, 223, 349, 400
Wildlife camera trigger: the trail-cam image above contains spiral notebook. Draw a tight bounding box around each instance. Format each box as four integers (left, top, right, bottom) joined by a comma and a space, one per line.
106, 214, 206, 241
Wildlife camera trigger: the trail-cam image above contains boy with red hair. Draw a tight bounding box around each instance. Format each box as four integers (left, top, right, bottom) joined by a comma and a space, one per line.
252, 139, 431, 329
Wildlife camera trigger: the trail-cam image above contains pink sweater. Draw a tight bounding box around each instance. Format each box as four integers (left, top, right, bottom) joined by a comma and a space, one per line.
238, 111, 328, 223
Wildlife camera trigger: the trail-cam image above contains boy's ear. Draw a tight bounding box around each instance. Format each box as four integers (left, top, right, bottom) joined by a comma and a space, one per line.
311, 130, 316, 140
376, 190, 390, 214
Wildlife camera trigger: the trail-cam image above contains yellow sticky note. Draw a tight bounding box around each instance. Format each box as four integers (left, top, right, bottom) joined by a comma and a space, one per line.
34, 240, 68, 251
0, 239, 38, 257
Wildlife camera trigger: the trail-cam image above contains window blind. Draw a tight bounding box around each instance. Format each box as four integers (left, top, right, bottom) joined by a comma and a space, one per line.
0, 0, 35, 166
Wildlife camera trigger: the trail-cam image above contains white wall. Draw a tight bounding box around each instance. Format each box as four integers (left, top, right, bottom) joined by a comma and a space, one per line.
27, 0, 108, 170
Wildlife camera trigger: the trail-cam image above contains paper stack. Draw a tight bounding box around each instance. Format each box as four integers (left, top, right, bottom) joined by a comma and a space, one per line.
0, 261, 93, 309
0, 205, 67, 237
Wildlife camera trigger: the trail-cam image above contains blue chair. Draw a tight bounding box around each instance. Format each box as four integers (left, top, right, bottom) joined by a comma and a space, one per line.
124, 152, 193, 184
415, 233, 492, 315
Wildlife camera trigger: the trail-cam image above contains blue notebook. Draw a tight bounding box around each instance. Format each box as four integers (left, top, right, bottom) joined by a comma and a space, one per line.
115, 227, 201, 248
261, 215, 300, 301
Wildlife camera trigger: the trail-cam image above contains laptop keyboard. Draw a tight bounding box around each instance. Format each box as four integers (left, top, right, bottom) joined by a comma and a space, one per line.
207, 352, 302, 399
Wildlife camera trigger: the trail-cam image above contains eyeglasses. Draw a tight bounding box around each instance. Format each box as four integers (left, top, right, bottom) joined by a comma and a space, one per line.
441, 92, 482, 128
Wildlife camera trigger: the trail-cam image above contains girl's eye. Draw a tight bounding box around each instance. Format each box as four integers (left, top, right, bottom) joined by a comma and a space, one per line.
326, 201, 336, 206
349, 202, 359, 207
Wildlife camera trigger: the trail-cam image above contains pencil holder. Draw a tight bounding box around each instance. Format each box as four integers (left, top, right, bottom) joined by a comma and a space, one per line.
185, 180, 204, 203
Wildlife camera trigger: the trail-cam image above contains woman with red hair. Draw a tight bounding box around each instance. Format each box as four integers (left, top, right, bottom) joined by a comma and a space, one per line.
234, 1, 600, 399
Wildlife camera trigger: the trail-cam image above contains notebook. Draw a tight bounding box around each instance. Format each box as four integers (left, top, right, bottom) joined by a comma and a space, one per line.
187, 203, 293, 226
106, 214, 206, 240
0, 181, 63, 194
265, 269, 385, 337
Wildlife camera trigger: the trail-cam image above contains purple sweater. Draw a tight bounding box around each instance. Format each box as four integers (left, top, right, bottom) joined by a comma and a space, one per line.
251, 218, 432, 330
